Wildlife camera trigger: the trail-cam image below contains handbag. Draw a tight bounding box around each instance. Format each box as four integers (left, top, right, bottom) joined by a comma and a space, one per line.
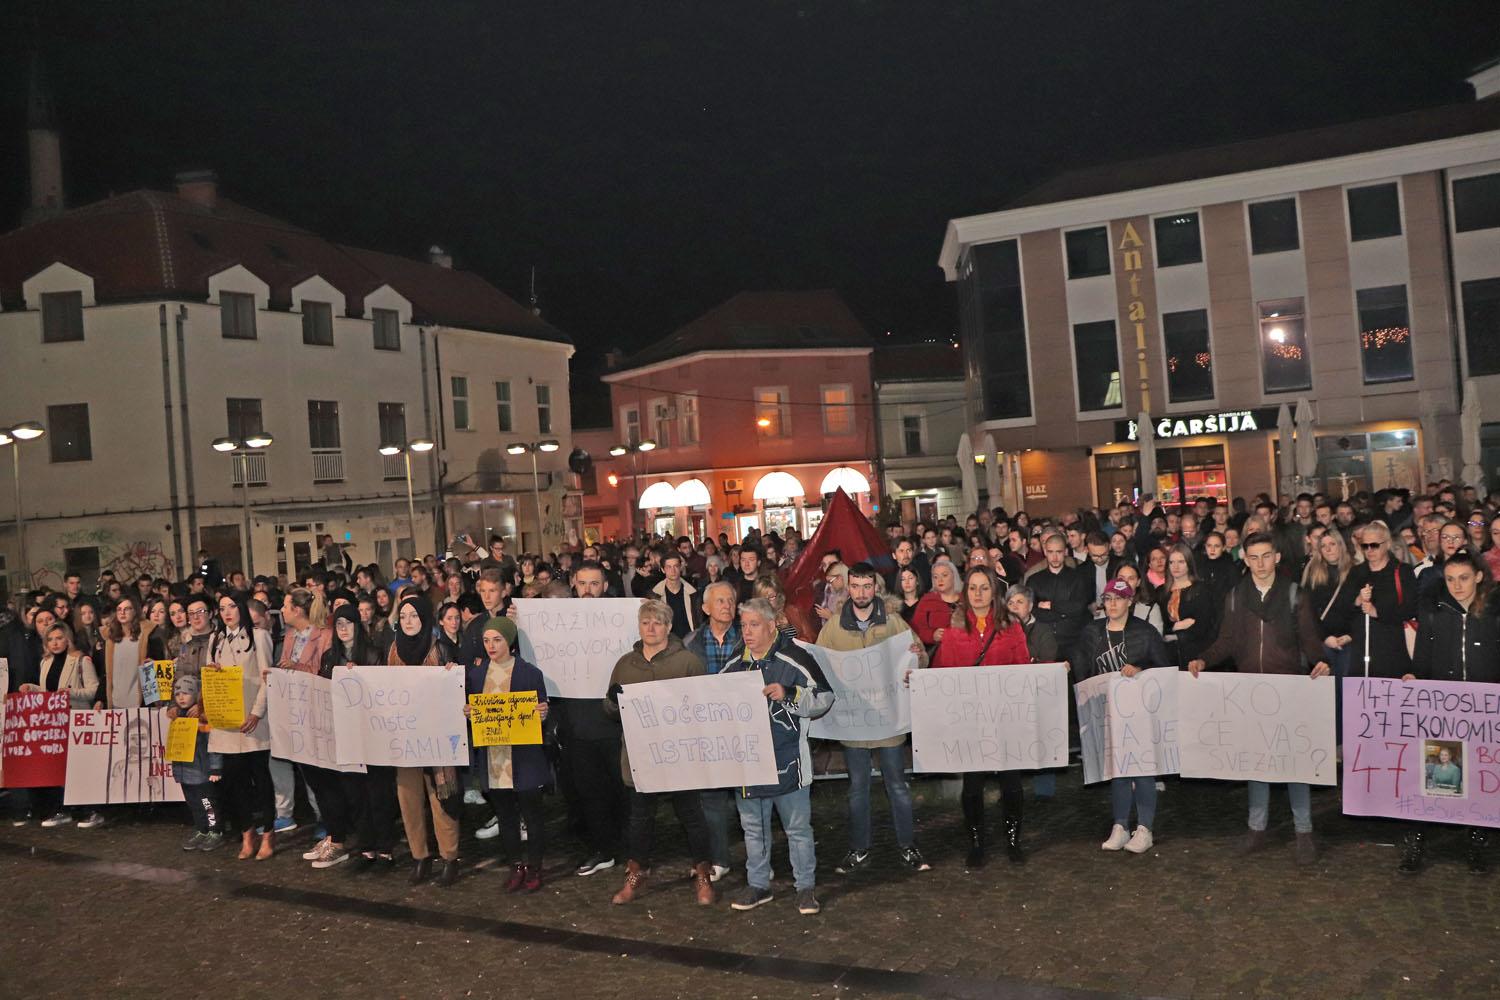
1393, 568, 1419, 658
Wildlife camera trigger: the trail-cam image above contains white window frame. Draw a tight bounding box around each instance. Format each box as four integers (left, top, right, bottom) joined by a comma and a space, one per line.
536, 383, 553, 435
1244, 194, 1303, 256
678, 394, 699, 446
451, 375, 471, 431
900, 411, 926, 456
754, 386, 791, 439
495, 380, 513, 433
622, 406, 641, 446
1343, 178, 1407, 244
820, 383, 855, 436
649, 396, 671, 448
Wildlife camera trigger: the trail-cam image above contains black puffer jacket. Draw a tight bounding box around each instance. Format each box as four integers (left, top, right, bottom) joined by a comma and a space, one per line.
1071, 616, 1172, 681
1412, 594, 1500, 684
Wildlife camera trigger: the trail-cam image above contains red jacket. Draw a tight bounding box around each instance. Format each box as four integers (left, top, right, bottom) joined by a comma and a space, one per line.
932, 611, 1030, 667
910, 591, 958, 646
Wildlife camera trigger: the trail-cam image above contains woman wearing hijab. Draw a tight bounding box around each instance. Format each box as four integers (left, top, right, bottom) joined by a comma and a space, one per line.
388, 596, 463, 886
207, 593, 276, 861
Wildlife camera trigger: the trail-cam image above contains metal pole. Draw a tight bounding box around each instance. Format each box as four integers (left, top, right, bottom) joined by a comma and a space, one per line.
403, 450, 417, 559
13, 446, 28, 589
530, 448, 545, 554
631, 451, 642, 539
239, 452, 255, 577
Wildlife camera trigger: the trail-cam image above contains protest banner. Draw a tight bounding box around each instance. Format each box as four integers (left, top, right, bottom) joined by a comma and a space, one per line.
64, 708, 184, 805
164, 716, 199, 763
138, 660, 174, 706
201, 665, 245, 730
1342, 677, 1500, 829
909, 663, 1069, 773
1074, 667, 1181, 784
266, 671, 366, 773
799, 633, 915, 742
1178, 673, 1336, 785
469, 692, 543, 747
2, 691, 71, 788
618, 671, 777, 793
330, 665, 468, 767
513, 597, 641, 698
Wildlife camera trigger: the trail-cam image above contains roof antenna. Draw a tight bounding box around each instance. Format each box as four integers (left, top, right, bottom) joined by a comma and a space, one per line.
528, 266, 540, 315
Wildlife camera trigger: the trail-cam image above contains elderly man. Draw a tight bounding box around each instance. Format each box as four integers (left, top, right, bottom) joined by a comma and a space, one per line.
684, 580, 744, 880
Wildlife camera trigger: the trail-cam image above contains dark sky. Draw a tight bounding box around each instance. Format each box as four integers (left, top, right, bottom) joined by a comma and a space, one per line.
3, 1, 1498, 365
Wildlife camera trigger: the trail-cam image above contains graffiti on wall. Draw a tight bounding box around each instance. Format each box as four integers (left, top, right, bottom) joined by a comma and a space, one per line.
27, 526, 177, 591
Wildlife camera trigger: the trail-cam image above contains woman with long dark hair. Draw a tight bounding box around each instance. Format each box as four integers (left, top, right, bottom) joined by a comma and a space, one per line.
1158, 544, 1216, 669
101, 596, 166, 709
208, 593, 275, 861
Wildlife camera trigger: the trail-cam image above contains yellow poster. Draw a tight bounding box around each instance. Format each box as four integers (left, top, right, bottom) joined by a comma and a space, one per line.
165, 716, 200, 763
201, 665, 246, 730
469, 692, 542, 747
150, 660, 175, 703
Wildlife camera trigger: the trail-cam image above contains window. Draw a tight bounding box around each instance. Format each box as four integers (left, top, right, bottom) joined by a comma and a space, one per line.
226, 397, 264, 441
41, 291, 84, 343
301, 301, 333, 346
372, 308, 400, 351
1071, 320, 1122, 412
1153, 213, 1203, 267
755, 387, 791, 438
958, 240, 1031, 421
220, 291, 257, 340
450, 376, 470, 430
1462, 277, 1500, 377
651, 398, 671, 447
1162, 309, 1215, 403
63, 547, 100, 591
678, 394, 699, 445
622, 406, 641, 445
1347, 183, 1402, 241
377, 402, 406, 449
901, 414, 923, 456
307, 400, 341, 449
495, 381, 513, 432
47, 403, 91, 462
1357, 285, 1414, 384
536, 384, 552, 434
1258, 297, 1312, 393
1454, 172, 1500, 233
1248, 198, 1299, 254
1064, 227, 1110, 279
821, 384, 854, 435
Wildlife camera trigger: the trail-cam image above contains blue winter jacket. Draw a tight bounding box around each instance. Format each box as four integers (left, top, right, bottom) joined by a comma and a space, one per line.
721, 634, 834, 798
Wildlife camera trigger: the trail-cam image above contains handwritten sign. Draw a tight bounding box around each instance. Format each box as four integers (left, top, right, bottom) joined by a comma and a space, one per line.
267, 671, 366, 774
2, 691, 71, 788
165, 717, 200, 764
1075, 668, 1181, 784
330, 665, 468, 767
64, 708, 184, 805
139, 660, 174, 706
1178, 673, 1336, 785
469, 692, 542, 747
800, 633, 915, 742
201, 666, 245, 730
618, 672, 777, 793
909, 663, 1069, 773
513, 597, 641, 698
1342, 678, 1500, 829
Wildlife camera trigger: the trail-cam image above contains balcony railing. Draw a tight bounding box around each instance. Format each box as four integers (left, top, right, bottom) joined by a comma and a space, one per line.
382, 453, 406, 481
229, 451, 268, 487
312, 449, 345, 484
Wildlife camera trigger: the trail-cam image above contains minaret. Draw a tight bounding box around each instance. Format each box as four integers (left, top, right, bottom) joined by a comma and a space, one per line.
23, 49, 65, 223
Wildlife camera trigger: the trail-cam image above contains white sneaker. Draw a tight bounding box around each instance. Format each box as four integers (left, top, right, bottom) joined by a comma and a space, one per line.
463, 788, 484, 805
1124, 826, 1154, 854
519, 819, 528, 842
40, 812, 72, 828
710, 864, 731, 883
302, 836, 331, 861
312, 844, 349, 869
76, 812, 106, 829
1101, 824, 1130, 851
475, 817, 500, 840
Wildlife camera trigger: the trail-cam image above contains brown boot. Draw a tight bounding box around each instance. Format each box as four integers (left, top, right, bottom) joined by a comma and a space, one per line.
692, 862, 716, 906
255, 831, 275, 861
237, 830, 255, 861
611, 860, 648, 905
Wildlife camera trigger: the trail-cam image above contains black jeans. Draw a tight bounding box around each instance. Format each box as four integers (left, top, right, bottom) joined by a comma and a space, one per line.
565, 737, 626, 857
219, 750, 274, 834
961, 771, 1024, 828
181, 781, 222, 833
349, 766, 398, 855
484, 788, 546, 867
303, 765, 360, 844
625, 789, 711, 868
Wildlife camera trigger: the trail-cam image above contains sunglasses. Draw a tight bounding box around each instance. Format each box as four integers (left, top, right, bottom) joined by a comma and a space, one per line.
1360, 541, 1385, 551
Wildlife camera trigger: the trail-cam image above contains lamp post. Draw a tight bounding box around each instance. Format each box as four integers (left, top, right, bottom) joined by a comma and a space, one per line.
1, 420, 46, 588
379, 438, 436, 557
607, 439, 657, 537
505, 439, 561, 551
213, 432, 274, 577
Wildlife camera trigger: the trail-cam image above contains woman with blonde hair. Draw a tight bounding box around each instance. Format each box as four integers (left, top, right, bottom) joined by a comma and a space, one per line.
815, 561, 849, 622
23, 622, 103, 829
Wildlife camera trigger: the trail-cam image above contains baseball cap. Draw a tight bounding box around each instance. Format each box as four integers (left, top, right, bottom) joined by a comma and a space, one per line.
1101, 578, 1134, 600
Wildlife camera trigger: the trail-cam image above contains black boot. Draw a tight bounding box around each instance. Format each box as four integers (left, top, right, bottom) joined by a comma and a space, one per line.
1004, 817, 1026, 866
1468, 829, 1489, 875
409, 857, 433, 885
1397, 831, 1423, 875
962, 796, 985, 869
436, 858, 461, 887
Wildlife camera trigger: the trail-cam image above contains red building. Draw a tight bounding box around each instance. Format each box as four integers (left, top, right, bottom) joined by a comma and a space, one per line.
592, 290, 879, 543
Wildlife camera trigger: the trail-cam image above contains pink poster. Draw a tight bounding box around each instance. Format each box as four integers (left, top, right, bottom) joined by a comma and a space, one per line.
1342, 678, 1500, 829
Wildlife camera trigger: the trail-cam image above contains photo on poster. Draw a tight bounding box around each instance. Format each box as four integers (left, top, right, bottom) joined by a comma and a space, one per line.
1422, 740, 1465, 798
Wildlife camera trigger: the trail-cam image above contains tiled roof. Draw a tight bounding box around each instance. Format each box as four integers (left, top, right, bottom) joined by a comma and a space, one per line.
0, 189, 570, 344
873, 341, 964, 382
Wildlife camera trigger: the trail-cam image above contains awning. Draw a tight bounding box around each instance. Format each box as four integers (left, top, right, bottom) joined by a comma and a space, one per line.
637, 481, 679, 509
674, 478, 712, 507
891, 475, 959, 494
753, 471, 806, 501
819, 466, 870, 494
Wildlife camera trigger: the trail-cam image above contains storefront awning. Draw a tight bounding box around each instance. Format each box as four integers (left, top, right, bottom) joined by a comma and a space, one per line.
819, 466, 871, 494
637, 481, 679, 510
674, 478, 712, 507
753, 471, 806, 500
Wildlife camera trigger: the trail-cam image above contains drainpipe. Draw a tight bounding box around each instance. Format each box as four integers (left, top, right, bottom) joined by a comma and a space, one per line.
158, 305, 184, 575
1437, 168, 1466, 476
175, 305, 199, 555
419, 326, 445, 553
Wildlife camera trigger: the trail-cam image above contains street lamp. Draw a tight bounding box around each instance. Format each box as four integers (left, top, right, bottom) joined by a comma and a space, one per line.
378, 438, 435, 557
606, 439, 657, 536
505, 439, 560, 551
1, 420, 46, 588
213, 432, 274, 576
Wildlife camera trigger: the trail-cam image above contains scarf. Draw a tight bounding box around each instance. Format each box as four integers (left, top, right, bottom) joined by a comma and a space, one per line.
393, 596, 435, 665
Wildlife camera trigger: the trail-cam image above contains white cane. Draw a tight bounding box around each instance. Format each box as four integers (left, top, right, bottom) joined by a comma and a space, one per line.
1363, 611, 1370, 678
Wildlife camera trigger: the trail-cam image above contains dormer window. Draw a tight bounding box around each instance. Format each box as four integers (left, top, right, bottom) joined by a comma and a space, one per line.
41, 290, 84, 342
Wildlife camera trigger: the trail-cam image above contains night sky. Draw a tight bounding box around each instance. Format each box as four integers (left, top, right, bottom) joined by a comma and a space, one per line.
3, 1, 1498, 380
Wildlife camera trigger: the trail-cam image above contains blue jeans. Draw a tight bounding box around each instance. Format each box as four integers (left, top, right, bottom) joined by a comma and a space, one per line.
1248, 781, 1312, 833
1110, 777, 1157, 830
843, 744, 914, 851
1033, 772, 1057, 798
700, 789, 736, 868
737, 786, 816, 891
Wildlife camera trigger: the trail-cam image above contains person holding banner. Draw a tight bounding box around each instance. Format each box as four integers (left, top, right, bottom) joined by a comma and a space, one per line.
23, 623, 103, 829
322, 606, 398, 871
1158, 545, 1217, 670
207, 594, 275, 861
1072, 579, 1171, 854
1188, 533, 1332, 865
685, 580, 745, 879
816, 562, 931, 875
101, 596, 165, 710
168, 674, 225, 852
602, 600, 716, 906
1335, 521, 1418, 681
932, 567, 1031, 868
910, 559, 961, 650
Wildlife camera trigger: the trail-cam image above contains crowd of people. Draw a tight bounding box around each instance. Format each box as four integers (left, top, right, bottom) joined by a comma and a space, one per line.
4, 479, 1500, 914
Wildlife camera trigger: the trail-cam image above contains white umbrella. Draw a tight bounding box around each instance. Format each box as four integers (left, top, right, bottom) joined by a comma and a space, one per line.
979, 432, 1002, 506
1277, 402, 1295, 498
957, 431, 979, 513
1294, 397, 1317, 488
1461, 378, 1485, 490
1136, 412, 1156, 504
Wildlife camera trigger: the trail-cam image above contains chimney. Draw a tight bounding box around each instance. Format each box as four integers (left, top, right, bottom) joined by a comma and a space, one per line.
175, 169, 219, 209
1470, 56, 1500, 101
23, 48, 65, 223
428, 245, 453, 269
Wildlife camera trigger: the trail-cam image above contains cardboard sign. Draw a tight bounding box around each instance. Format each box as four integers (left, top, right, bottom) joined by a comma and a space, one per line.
138, 660, 175, 706
1342, 678, 1500, 828
1074, 668, 1181, 784
469, 692, 543, 747
1, 691, 71, 788
618, 671, 778, 793
266, 671, 366, 774
201, 665, 246, 730
64, 708, 184, 805
800, 633, 915, 742
513, 597, 642, 698
165, 717, 200, 764
330, 665, 468, 767
1178, 673, 1336, 786
909, 663, 1069, 773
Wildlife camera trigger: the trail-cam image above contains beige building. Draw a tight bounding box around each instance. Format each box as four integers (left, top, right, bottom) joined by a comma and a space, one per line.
940, 68, 1500, 513
873, 342, 968, 523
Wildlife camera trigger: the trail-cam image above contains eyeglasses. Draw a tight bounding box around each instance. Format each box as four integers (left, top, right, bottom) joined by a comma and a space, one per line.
1360, 542, 1385, 551
187, 609, 210, 617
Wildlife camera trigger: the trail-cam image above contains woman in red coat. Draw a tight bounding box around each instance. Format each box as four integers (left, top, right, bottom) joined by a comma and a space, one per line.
910, 559, 963, 648
930, 566, 1030, 868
